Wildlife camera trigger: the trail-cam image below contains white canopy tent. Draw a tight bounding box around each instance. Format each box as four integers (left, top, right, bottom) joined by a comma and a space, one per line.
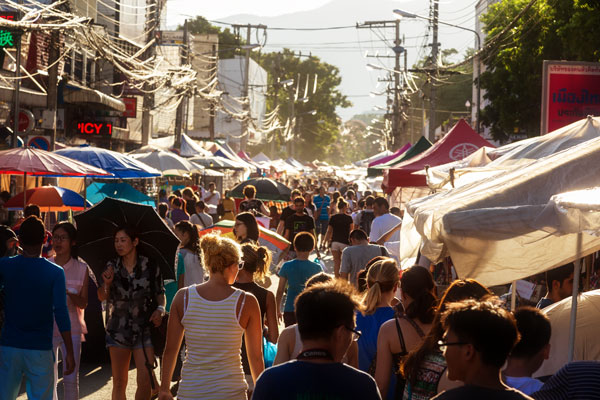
405, 134, 600, 287
425, 116, 600, 191
353, 150, 393, 167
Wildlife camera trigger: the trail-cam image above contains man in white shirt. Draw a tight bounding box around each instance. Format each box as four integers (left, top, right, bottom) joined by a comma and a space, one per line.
202, 182, 220, 222
369, 197, 402, 243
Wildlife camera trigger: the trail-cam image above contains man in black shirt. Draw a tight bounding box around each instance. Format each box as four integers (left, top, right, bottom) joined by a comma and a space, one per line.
277, 189, 302, 235
282, 197, 316, 260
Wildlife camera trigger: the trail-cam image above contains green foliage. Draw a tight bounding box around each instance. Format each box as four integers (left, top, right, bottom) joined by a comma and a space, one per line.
258, 49, 351, 162
181, 16, 243, 59
480, 0, 600, 141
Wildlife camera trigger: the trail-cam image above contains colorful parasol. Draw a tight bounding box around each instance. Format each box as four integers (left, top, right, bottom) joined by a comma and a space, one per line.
199, 219, 290, 259
4, 185, 92, 211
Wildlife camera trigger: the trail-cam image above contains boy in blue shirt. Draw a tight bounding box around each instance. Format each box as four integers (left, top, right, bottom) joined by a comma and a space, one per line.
276, 232, 323, 327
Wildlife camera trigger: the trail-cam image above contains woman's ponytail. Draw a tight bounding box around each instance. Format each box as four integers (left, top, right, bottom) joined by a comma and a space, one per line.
361, 258, 399, 315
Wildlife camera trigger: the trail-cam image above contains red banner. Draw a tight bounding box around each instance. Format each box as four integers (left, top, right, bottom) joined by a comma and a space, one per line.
542, 61, 600, 134
122, 97, 137, 118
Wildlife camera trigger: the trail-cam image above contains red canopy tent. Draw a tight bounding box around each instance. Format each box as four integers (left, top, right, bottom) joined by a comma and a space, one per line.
383, 119, 494, 193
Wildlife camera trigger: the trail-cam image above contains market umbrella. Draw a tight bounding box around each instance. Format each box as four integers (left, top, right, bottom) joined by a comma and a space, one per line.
198, 219, 290, 261
0, 147, 112, 177
4, 185, 92, 211
55, 145, 161, 179
131, 149, 202, 177
86, 182, 156, 207
535, 289, 600, 377
74, 197, 180, 280
188, 155, 246, 170
229, 178, 291, 201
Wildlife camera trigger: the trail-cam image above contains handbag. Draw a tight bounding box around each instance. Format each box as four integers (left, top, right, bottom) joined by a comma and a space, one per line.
263, 336, 277, 368
150, 313, 169, 357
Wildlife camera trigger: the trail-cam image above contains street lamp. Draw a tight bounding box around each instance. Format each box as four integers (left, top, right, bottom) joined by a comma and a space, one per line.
393, 9, 482, 134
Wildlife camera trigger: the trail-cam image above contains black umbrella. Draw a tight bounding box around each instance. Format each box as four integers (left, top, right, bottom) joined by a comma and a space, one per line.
74, 197, 180, 280
229, 178, 292, 201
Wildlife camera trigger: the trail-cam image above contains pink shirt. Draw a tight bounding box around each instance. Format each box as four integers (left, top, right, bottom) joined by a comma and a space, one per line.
51, 257, 89, 340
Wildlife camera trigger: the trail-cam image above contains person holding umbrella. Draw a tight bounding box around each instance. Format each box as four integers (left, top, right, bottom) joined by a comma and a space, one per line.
97, 226, 166, 400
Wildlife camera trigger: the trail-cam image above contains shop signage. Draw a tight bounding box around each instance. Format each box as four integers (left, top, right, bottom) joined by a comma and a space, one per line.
76, 122, 113, 136
541, 60, 600, 134
122, 97, 137, 118
0, 12, 18, 49
27, 135, 51, 151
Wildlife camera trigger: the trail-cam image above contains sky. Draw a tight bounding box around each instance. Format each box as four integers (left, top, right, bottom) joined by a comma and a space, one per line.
165, 0, 332, 23
165, 0, 480, 120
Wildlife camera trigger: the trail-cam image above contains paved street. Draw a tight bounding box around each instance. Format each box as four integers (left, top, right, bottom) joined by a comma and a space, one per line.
18, 252, 334, 399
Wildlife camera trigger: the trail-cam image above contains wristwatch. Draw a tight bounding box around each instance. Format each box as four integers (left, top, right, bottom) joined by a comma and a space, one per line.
156, 305, 166, 314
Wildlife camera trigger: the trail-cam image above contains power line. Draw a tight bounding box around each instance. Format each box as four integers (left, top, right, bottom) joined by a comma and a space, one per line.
209, 19, 355, 31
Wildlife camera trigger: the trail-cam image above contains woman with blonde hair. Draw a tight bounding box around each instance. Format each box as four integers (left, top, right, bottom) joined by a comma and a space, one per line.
159, 234, 264, 400
355, 258, 400, 396
233, 243, 278, 390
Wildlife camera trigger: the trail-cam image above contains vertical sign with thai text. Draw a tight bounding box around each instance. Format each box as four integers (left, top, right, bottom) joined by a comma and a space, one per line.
541, 61, 600, 134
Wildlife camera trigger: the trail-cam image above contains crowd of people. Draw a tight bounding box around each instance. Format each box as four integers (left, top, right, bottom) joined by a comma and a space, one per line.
0, 178, 599, 400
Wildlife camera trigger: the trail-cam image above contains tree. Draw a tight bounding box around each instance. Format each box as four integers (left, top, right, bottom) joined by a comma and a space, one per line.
258, 49, 351, 161
180, 16, 242, 59
479, 0, 600, 141
330, 119, 382, 165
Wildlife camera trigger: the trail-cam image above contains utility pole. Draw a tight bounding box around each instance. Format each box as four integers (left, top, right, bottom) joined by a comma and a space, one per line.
141, 0, 158, 146
429, 0, 439, 142
209, 44, 216, 141
269, 52, 281, 158
357, 20, 404, 150
240, 24, 251, 152
46, 31, 60, 150
174, 19, 188, 150
183, 20, 190, 136
11, 10, 22, 148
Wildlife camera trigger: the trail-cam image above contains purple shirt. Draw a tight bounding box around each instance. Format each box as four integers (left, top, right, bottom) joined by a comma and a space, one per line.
170, 208, 189, 224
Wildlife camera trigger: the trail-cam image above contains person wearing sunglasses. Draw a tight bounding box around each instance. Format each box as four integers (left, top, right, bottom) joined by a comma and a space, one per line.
431, 299, 533, 400
252, 279, 382, 400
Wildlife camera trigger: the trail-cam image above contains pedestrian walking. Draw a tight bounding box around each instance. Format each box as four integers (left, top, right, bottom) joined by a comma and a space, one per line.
159, 234, 264, 399
97, 226, 166, 400
49, 222, 90, 400
0, 216, 74, 400
323, 198, 354, 277
234, 212, 260, 244
174, 221, 204, 290
375, 266, 437, 398
340, 229, 389, 287
312, 187, 331, 251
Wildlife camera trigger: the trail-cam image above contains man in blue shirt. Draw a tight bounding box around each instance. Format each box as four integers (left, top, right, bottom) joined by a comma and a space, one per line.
0, 216, 74, 400
253, 279, 381, 400
312, 186, 331, 251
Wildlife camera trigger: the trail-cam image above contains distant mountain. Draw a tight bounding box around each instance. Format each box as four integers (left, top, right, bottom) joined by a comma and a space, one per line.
218, 0, 475, 121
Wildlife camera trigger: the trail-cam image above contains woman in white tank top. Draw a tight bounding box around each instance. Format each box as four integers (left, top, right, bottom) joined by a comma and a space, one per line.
158, 234, 265, 400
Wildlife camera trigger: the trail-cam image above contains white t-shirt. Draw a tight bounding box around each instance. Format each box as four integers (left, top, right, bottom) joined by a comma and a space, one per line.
370, 213, 402, 242
504, 376, 543, 395
202, 190, 221, 213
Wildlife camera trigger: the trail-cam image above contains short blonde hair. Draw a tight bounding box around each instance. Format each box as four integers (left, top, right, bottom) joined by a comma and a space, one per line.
200, 234, 241, 274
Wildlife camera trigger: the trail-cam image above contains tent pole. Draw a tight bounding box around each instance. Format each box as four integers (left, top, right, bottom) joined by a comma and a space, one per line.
510, 281, 517, 311
83, 177, 88, 210
568, 233, 582, 362
23, 172, 26, 209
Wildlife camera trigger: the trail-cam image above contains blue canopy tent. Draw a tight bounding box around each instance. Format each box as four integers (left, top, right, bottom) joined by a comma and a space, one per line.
86, 182, 156, 206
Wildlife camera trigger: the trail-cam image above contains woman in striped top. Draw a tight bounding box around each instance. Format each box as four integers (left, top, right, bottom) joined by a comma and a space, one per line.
159, 234, 264, 400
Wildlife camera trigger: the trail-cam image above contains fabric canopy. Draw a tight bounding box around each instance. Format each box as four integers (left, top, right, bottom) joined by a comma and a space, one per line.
383, 120, 494, 192
353, 150, 393, 167
368, 143, 411, 167
406, 134, 600, 287
86, 182, 156, 207
426, 115, 600, 191
149, 133, 212, 157
368, 136, 433, 177
131, 150, 202, 177
252, 152, 271, 163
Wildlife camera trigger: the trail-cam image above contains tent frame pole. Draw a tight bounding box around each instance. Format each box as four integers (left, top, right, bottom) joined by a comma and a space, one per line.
568, 233, 582, 362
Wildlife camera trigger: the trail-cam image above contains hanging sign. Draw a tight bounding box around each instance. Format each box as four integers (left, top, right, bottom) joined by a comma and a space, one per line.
76, 121, 113, 136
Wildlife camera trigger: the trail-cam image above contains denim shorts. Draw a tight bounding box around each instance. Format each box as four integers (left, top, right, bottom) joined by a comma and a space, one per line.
105, 332, 152, 350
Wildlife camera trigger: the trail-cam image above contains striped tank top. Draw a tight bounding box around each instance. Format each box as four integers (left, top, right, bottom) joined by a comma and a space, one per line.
178, 285, 248, 400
